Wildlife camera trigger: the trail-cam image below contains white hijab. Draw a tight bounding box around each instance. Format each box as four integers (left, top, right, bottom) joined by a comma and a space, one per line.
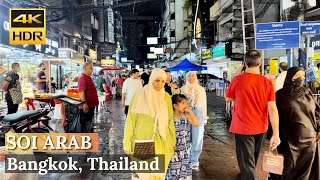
131, 68, 169, 140
181, 71, 203, 106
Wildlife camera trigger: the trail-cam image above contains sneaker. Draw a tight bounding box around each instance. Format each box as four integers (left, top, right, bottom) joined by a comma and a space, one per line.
191, 164, 199, 171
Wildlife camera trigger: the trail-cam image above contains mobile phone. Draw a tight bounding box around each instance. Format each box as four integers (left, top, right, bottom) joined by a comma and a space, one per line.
242, 61, 246, 72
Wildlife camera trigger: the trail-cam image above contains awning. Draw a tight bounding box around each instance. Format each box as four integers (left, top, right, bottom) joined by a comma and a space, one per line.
168, 58, 207, 71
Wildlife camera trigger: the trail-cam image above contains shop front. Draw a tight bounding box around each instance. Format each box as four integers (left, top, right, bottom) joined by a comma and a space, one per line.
0, 16, 58, 95
44, 48, 85, 89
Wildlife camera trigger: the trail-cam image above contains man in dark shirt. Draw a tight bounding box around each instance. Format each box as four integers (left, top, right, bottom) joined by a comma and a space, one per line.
78, 62, 98, 133
36, 63, 48, 92
164, 70, 181, 95
2, 63, 22, 114
141, 66, 152, 86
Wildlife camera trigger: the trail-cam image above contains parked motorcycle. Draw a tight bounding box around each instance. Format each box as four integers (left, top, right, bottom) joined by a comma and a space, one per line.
0, 109, 53, 146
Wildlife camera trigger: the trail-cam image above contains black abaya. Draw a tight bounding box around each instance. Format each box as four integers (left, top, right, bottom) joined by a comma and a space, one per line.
273, 67, 320, 180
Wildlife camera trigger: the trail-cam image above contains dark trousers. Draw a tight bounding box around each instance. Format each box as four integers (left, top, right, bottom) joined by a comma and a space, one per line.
6, 95, 18, 114
80, 107, 95, 133
235, 133, 266, 180
124, 105, 129, 116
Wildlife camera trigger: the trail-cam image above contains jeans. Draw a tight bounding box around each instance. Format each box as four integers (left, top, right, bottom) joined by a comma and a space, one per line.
190, 106, 204, 166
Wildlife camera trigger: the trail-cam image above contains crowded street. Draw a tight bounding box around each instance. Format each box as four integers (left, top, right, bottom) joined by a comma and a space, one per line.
1, 0, 320, 180
16, 92, 266, 180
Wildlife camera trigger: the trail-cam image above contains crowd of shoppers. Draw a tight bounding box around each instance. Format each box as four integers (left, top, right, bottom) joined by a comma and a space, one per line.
2, 52, 319, 180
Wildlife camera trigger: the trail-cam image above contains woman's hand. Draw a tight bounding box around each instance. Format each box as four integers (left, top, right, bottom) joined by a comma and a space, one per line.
124, 150, 131, 154
317, 132, 320, 142
173, 146, 176, 150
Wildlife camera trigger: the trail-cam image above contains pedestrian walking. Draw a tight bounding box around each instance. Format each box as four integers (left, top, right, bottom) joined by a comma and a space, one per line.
165, 70, 181, 96
116, 75, 124, 97
123, 68, 176, 179
269, 67, 320, 180
96, 70, 109, 110
167, 94, 199, 179
275, 62, 288, 92
181, 71, 208, 171
111, 82, 117, 99
141, 65, 152, 86
225, 50, 281, 180
2, 63, 23, 114
78, 62, 98, 133
121, 69, 142, 116
36, 63, 48, 93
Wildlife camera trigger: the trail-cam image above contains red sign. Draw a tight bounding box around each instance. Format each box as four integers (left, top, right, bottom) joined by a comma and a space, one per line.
165, 48, 173, 53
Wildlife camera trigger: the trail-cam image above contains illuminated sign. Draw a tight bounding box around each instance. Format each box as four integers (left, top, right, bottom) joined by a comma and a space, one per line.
101, 59, 115, 66
202, 49, 212, 60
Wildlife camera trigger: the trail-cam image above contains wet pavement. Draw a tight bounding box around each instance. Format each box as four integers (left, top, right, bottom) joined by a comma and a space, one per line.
4, 92, 269, 180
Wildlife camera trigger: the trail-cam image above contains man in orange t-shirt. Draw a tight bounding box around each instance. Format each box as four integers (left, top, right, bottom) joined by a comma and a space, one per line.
225, 50, 281, 179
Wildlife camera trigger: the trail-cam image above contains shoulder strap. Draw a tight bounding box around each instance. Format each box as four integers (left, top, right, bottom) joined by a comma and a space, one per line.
151, 117, 158, 140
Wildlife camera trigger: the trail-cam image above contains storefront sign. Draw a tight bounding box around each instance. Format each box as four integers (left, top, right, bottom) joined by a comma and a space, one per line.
202, 49, 212, 60
89, 49, 97, 61
58, 50, 72, 58
256, 21, 300, 49
310, 35, 320, 50
0, 18, 58, 57
101, 59, 115, 67
312, 53, 320, 60
301, 21, 320, 35
97, 43, 116, 60
212, 43, 226, 58
165, 48, 173, 53
269, 57, 279, 76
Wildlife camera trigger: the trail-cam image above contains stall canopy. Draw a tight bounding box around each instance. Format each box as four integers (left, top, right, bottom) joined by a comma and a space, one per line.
168, 58, 207, 71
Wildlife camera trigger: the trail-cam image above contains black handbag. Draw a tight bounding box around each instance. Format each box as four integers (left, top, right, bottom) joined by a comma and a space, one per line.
133, 117, 157, 160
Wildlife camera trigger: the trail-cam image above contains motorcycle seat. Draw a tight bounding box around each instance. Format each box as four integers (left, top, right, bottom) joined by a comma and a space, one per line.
3, 110, 41, 124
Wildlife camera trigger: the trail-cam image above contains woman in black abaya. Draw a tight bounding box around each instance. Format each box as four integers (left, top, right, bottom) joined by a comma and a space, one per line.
271, 67, 320, 180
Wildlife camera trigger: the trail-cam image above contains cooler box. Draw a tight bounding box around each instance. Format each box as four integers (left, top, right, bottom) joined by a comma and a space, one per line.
67, 88, 80, 99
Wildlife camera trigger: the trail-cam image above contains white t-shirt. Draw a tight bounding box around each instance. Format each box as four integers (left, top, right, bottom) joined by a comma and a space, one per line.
122, 78, 143, 105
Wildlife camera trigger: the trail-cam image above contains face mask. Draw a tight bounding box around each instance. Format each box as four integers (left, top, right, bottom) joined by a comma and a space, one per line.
17, 67, 21, 72
292, 77, 304, 87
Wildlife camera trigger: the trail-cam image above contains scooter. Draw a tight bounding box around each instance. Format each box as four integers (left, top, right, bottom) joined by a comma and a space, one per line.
0, 109, 53, 146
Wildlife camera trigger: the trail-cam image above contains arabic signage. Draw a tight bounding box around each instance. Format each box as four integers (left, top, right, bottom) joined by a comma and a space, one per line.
202, 49, 212, 60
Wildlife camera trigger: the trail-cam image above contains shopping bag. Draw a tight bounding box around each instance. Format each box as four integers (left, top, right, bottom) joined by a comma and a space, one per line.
64, 104, 82, 132
262, 149, 284, 175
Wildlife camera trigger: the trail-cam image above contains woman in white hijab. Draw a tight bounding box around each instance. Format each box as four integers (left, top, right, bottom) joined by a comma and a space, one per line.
123, 68, 176, 180
181, 71, 208, 171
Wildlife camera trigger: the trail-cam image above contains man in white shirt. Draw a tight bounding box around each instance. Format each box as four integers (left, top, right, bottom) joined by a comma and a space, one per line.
121, 69, 143, 115
275, 62, 288, 92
